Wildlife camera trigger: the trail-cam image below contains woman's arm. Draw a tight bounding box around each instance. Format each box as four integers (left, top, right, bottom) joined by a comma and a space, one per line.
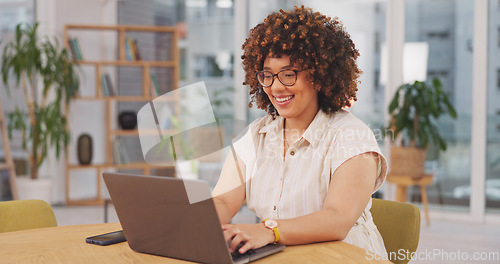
225, 152, 378, 253
212, 146, 247, 224
277, 152, 378, 243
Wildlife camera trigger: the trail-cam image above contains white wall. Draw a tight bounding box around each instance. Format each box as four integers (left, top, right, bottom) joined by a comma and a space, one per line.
37, 0, 117, 204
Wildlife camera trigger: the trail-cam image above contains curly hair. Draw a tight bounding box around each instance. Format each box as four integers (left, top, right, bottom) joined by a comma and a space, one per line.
241, 5, 362, 116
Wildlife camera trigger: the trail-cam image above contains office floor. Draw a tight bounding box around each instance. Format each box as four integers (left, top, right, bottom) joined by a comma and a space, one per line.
53, 205, 500, 264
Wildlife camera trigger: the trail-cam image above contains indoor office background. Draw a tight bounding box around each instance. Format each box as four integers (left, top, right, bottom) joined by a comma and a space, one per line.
0, 0, 499, 262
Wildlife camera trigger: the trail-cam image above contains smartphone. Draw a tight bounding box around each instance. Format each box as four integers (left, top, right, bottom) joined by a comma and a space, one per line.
86, 230, 126, 246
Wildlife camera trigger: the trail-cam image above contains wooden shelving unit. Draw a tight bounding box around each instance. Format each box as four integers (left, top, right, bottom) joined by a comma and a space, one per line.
64, 24, 179, 205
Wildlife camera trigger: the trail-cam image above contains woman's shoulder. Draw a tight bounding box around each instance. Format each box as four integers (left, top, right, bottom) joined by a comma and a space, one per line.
247, 114, 280, 134
233, 114, 277, 145
327, 109, 371, 131
232, 114, 278, 164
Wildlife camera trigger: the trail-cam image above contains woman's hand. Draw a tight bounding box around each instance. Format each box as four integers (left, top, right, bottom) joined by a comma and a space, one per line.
222, 223, 275, 254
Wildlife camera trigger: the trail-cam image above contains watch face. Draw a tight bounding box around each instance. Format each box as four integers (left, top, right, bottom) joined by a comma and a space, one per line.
265, 219, 278, 229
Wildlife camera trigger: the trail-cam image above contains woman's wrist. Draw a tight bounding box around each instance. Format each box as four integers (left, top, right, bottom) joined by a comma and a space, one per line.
262, 219, 280, 244
261, 222, 276, 244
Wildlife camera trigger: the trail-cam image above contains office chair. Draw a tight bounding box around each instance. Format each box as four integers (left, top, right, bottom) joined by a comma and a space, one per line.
370, 198, 421, 264
0, 199, 57, 233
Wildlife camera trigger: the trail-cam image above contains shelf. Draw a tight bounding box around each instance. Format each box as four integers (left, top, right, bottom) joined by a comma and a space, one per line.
73, 60, 176, 67
71, 95, 178, 101
64, 23, 179, 206
67, 162, 172, 170
111, 130, 139, 136
65, 24, 177, 33
111, 129, 176, 136
66, 198, 105, 206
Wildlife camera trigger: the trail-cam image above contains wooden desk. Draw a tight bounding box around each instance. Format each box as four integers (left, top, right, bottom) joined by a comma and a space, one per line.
0, 223, 391, 263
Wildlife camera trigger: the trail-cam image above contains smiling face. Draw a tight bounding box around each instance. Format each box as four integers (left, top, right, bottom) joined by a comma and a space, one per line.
262, 55, 319, 125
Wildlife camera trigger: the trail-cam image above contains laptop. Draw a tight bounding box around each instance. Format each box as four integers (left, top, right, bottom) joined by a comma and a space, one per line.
103, 172, 285, 264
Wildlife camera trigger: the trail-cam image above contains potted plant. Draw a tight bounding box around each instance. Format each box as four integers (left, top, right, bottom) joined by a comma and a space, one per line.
1, 23, 79, 200
385, 78, 457, 178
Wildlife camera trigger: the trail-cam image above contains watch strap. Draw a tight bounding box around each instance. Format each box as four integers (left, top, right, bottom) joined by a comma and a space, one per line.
263, 219, 280, 244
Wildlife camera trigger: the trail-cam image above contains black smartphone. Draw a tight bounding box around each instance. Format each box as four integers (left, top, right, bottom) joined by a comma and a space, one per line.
86, 230, 126, 246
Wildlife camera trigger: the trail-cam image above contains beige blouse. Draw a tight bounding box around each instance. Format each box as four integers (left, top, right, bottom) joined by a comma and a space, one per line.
233, 109, 388, 256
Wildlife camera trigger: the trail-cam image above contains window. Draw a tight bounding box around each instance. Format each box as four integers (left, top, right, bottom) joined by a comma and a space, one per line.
0, 0, 35, 115
405, 0, 474, 210
498, 27, 500, 47
426, 31, 451, 39
485, 0, 500, 213
0, 0, 35, 200
193, 55, 231, 78
497, 69, 500, 89
375, 31, 381, 53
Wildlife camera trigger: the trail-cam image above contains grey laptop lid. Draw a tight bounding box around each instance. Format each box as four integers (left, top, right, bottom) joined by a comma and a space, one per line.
103, 172, 284, 264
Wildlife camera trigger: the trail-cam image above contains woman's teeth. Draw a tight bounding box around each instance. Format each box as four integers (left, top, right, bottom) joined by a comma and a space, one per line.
276, 95, 293, 102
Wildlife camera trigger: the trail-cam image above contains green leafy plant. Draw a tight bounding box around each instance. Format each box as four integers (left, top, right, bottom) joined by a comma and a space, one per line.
386, 78, 457, 151
169, 115, 195, 160
1, 23, 79, 179
209, 86, 233, 120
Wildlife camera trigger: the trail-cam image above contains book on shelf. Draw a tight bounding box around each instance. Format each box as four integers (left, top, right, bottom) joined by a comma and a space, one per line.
128, 37, 136, 61
70, 37, 83, 60
67, 36, 78, 61
103, 73, 117, 96
113, 138, 130, 165
68, 83, 80, 98
124, 37, 133, 61
125, 37, 137, 61
132, 39, 141, 60
150, 73, 161, 97
100, 74, 109, 96
124, 36, 141, 61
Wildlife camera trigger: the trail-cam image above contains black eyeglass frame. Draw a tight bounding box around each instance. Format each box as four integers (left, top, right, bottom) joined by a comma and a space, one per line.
255, 69, 304, 88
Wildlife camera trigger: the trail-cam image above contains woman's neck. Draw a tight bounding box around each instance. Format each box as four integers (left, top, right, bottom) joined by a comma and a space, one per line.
283, 108, 319, 140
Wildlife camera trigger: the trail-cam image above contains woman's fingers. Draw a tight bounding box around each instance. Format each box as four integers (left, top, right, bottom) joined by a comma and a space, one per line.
222, 224, 240, 242
222, 223, 270, 253
229, 233, 244, 252
236, 240, 254, 254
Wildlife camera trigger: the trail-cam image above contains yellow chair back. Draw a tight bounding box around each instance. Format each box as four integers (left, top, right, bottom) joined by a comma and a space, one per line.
0, 199, 57, 233
370, 198, 420, 264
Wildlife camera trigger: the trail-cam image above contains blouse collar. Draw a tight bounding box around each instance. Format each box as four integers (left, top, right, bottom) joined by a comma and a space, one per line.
258, 109, 334, 148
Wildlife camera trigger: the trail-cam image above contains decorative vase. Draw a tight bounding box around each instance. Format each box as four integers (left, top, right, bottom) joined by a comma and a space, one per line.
118, 111, 137, 130
77, 133, 93, 165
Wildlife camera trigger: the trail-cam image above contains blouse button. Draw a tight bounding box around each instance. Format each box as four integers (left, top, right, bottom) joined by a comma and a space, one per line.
290, 150, 295, 156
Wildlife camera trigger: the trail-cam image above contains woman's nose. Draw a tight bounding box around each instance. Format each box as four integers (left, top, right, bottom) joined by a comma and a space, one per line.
270, 76, 285, 91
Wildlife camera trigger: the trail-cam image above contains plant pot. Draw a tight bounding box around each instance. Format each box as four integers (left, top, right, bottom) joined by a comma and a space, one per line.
16, 177, 52, 204
390, 146, 426, 179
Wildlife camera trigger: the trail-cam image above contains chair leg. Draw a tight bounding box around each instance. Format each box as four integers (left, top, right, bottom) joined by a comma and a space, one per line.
395, 185, 407, 202
420, 185, 430, 226
435, 179, 445, 205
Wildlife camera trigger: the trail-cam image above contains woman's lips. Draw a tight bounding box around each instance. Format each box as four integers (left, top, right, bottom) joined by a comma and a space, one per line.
274, 95, 294, 106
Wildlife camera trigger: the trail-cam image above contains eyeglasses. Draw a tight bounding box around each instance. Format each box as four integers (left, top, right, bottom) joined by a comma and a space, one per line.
255, 69, 303, 88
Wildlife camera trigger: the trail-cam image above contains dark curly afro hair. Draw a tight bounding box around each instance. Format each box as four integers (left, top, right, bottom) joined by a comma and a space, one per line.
241, 6, 362, 117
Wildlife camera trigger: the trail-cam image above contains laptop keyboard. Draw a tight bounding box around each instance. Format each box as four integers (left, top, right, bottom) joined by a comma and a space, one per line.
231, 243, 257, 261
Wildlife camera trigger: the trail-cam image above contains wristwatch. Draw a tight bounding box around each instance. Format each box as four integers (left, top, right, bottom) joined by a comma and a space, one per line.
263, 219, 280, 244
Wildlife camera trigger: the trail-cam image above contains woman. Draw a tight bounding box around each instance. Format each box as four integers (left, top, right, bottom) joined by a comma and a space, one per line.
212, 6, 387, 257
